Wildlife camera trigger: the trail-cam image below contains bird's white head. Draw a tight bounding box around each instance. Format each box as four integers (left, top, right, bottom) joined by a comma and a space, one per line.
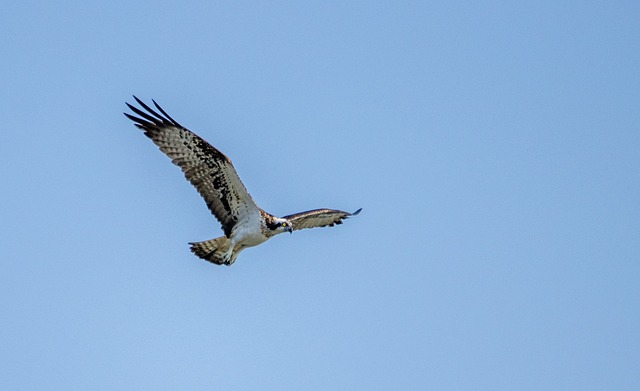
269, 217, 293, 234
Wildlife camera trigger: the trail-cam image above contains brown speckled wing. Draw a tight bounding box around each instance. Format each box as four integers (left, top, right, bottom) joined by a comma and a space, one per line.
125, 96, 259, 237
283, 208, 362, 231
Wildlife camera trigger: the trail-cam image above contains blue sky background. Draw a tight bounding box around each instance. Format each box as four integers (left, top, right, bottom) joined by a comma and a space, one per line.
1, 1, 639, 389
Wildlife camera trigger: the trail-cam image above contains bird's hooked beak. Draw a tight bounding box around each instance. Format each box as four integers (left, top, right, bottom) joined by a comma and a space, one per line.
287, 226, 293, 234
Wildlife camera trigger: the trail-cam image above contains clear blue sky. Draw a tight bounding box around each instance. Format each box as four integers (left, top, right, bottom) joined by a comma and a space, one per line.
1, 1, 639, 389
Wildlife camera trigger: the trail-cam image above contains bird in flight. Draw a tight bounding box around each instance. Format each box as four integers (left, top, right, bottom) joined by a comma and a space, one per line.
125, 97, 361, 266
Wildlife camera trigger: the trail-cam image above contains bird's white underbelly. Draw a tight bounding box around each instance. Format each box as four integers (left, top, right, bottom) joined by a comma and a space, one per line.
231, 221, 268, 248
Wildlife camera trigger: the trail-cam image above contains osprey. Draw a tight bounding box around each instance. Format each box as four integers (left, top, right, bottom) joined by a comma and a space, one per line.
125, 97, 361, 266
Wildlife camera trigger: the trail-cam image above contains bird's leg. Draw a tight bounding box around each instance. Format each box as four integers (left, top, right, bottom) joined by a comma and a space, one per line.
221, 239, 236, 265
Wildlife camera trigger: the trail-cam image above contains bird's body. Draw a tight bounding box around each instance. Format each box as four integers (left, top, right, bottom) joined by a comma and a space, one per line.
125, 97, 360, 266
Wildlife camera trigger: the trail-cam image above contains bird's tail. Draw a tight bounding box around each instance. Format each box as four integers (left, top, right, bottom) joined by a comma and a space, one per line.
189, 236, 237, 266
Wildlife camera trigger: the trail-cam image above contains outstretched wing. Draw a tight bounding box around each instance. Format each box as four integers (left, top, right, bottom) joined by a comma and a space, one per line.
124, 96, 260, 237
283, 208, 362, 231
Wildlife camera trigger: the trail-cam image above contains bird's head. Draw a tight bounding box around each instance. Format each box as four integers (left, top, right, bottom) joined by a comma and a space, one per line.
270, 217, 293, 234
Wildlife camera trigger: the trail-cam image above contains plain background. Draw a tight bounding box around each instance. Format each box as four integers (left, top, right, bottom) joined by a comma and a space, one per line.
1, 1, 639, 390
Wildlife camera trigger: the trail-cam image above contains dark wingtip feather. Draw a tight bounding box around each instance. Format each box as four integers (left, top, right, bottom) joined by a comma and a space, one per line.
352, 208, 362, 216
133, 95, 146, 108
152, 99, 180, 126
124, 112, 150, 127
124, 102, 139, 115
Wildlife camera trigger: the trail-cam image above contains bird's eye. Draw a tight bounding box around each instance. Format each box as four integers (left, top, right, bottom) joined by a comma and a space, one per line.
282, 222, 288, 227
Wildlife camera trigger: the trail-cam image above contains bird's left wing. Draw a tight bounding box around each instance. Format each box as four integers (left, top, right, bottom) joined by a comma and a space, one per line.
283, 208, 362, 231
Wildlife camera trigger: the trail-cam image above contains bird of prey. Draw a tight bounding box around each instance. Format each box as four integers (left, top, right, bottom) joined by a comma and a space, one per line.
124, 97, 361, 266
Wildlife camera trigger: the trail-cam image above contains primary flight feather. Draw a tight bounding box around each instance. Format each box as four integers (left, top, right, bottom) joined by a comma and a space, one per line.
125, 96, 361, 266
